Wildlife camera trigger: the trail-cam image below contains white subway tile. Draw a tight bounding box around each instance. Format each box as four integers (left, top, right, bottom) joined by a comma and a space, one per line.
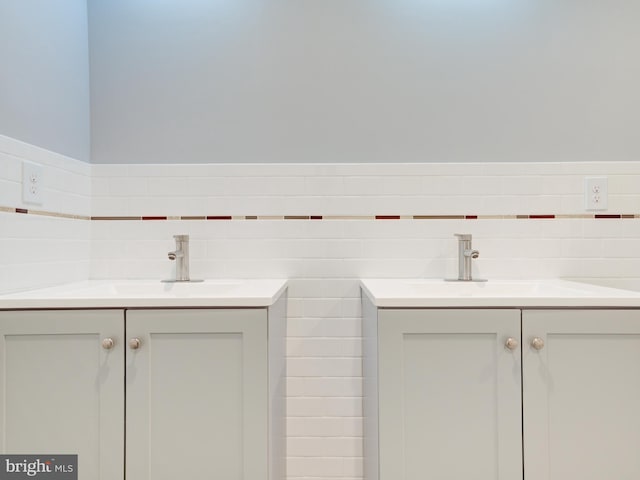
343, 176, 424, 196
541, 175, 582, 195
6, 151, 640, 480
288, 417, 362, 438
304, 176, 346, 196
286, 437, 327, 457
602, 238, 640, 258
287, 377, 362, 397
0, 153, 22, 183
90, 164, 129, 177
287, 318, 361, 337
0, 180, 20, 206
463, 176, 504, 195
286, 437, 362, 458
48, 168, 90, 198
561, 239, 603, 258
422, 175, 466, 195
287, 358, 362, 377
109, 177, 148, 197
287, 338, 362, 357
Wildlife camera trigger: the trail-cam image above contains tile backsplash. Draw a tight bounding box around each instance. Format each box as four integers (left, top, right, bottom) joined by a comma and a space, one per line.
3, 133, 640, 479
91, 161, 640, 218
0, 135, 90, 294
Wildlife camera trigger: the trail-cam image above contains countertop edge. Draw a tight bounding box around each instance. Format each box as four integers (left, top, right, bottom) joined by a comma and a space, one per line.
0, 279, 289, 310
360, 278, 640, 308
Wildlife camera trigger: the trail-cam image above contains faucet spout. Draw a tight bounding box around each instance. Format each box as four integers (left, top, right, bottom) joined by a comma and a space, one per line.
168, 251, 183, 261
465, 249, 479, 259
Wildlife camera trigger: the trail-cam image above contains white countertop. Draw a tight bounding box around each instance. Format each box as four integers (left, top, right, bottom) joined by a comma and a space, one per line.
360, 278, 640, 308
0, 279, 288, 309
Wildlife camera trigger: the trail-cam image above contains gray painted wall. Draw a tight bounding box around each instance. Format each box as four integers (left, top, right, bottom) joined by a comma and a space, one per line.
0, 0, 90, 162
85, 1, 637, 163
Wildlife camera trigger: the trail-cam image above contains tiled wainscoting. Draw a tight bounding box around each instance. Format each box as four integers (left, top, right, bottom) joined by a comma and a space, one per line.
0, 136, 91, 294
3, 133, 640, 479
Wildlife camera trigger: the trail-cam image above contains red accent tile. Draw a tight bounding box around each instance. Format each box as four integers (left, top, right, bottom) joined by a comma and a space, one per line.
142, 216, 167, 220
595, 214, 621, 219
206, 216, 233, 220
310, 216, 323, 220
15, 208, 28, 214
529, 215, 556, 219
465, 215, 478, 220
375, 215, 401, 220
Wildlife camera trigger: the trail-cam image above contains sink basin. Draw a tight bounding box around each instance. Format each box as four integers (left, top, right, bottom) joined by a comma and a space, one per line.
66, 280, 242, 298
566, 278, 640, 293
360, 278, 640, 307
404, 280, 592, 298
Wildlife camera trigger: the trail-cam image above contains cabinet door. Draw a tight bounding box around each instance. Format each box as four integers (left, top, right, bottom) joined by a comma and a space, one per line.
0, 310, 124, 480
523, 309, 640, 480
125, 309, 268, 480
378, 309, 522, 480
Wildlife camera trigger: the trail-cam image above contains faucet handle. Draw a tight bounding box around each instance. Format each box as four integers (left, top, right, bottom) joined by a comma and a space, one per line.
454, 233, 472, 241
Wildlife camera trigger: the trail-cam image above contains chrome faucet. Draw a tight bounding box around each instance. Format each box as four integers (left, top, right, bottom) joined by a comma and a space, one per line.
167, 235, 191, 282
454, 233, 480, 281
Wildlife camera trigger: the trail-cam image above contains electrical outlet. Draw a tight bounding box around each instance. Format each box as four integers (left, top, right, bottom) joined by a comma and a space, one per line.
22, 161, 43, 205
584, 177, 608, 211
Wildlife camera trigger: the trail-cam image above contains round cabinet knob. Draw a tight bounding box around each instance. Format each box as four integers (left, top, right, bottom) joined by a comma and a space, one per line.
531, 337, 545, 350
505, 337, 519, 351
129, 338, 141, 350
102, 338, 115, 350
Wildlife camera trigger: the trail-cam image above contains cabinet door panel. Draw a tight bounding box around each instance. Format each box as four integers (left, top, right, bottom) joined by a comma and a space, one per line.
523, 310, 640, 480
379, 309, 522, 480
125, 309, 268, 480
0, 310, 124, 480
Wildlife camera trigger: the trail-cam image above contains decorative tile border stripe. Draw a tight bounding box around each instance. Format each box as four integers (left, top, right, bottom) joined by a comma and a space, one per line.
85, 213, 640, 220
2, 206, 640, 221
0, 206, 90, 220
414, 215, 465, 220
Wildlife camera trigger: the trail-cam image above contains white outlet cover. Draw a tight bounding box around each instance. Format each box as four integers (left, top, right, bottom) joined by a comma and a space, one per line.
22, 161, 44, 205
584, 176, 608, 211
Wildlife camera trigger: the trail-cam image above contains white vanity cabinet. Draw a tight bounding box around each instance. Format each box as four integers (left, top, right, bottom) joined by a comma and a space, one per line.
522, 309, 640, 480
363, 296, 640, 480
0, 309, 125, 479
0, 294, 286, 480
125, 309, 270, 480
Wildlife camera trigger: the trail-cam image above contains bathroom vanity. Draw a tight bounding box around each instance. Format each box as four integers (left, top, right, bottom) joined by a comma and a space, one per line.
0, 280, 287, 480
361, 279, 640, 480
